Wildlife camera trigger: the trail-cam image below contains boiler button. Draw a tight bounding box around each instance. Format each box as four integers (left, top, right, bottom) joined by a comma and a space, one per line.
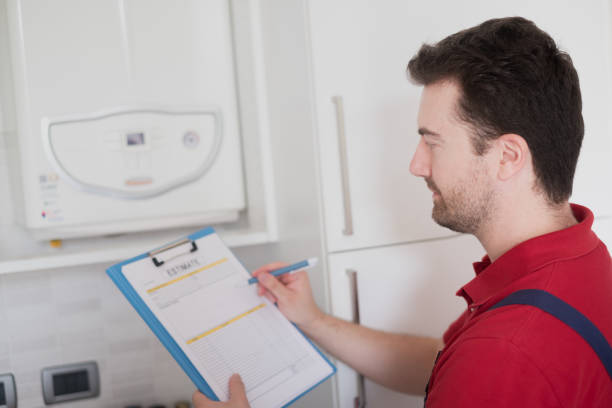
183, 131, 200, 148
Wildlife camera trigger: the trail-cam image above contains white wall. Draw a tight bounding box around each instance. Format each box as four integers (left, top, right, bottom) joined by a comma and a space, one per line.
0, 263, 197, 407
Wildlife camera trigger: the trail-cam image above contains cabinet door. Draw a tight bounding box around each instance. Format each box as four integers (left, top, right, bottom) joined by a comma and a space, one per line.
309, 0, 612, 253
327, 234, 484, 408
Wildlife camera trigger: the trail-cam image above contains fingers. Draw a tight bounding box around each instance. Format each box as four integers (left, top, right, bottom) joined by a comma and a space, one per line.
228, 374, 248, 404
279, 272, 298, 284
263, 291, 277, 304
253, 263, 288, 297
192, 390, 214, 407
261, 272, 298, 303
257, 272, 290, 303
253, 263, 309, 303
286, 270, 308, 283
192, 375, 249, 408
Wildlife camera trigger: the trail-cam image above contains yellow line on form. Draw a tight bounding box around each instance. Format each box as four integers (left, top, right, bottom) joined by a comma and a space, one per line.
186, 303, 266, 344
146, 258, 228, 294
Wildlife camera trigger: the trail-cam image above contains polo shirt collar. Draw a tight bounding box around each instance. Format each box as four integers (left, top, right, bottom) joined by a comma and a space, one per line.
457, 204, 599, 307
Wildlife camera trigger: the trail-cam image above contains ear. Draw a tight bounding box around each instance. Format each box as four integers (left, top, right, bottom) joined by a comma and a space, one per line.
495, 133, 529, 181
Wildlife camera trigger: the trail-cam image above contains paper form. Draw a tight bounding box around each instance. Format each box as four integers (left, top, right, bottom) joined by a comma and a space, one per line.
121, 233, 334, 408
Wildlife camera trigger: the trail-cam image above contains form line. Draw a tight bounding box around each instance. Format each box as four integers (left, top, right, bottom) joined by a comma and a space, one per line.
187, 303, 266, 344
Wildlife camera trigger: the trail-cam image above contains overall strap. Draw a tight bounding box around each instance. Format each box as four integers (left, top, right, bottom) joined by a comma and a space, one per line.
490, 289, 612, 380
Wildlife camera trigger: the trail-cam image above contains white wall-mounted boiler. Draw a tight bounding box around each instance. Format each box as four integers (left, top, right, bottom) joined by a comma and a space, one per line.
5, 0, 246, 239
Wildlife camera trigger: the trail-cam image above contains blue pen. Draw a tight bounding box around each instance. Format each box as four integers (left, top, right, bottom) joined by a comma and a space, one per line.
247, 258, 318, 285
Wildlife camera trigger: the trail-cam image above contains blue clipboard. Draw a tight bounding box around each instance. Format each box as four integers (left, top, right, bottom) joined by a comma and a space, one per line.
106, 227, 336, 407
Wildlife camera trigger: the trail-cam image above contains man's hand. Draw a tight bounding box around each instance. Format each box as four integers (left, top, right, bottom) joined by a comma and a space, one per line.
192, 374, 249, 408
252, 262, 325, 330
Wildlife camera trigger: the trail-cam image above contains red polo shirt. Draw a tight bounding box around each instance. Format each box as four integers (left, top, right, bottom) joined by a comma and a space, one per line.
426, 204, 612, 407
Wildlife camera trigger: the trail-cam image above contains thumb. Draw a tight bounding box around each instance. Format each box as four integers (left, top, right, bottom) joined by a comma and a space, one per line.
258, 273, 290, 302
228, 374, 248, 404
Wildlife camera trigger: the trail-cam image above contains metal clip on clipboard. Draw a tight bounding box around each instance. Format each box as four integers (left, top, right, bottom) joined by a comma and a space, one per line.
149, 238, 198, 267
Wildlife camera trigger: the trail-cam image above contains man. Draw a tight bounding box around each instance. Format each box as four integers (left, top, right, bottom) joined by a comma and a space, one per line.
193, 17, 612, 407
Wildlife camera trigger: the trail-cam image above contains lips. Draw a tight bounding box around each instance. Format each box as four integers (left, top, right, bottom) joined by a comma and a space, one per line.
425, 179, 440, 195
424, 179, 442, 202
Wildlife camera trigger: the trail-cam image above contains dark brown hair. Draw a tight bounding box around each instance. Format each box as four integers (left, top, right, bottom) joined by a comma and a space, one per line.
408, 17, 583, 204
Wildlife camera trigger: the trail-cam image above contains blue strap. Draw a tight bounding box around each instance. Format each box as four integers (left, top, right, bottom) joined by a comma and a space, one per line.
490, 289, 612, 380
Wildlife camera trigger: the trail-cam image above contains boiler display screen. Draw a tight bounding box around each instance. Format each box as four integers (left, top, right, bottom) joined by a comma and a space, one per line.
126, 132, 145, 146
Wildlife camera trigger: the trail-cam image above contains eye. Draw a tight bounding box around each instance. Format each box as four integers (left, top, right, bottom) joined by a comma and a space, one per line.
419, 134, 440, 150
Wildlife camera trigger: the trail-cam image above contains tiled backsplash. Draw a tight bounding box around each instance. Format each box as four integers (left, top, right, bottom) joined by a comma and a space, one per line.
0, 264, 195, 408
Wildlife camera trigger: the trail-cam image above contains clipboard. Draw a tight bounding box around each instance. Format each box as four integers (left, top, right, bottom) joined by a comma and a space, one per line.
106, 227, 336, 407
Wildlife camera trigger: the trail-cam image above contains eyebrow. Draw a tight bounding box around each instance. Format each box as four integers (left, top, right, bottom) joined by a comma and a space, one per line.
418, 127, 441, 138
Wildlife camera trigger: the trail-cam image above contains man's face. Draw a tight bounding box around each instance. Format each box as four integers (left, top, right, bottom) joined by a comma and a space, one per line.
409, 81, 496, 234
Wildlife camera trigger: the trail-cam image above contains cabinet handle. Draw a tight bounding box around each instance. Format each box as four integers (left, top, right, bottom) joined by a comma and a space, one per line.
346, 269, 366, 408
332, 96, 354, 236
346, 269, 361, 324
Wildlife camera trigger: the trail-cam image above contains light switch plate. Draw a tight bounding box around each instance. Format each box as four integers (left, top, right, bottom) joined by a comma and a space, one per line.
41, 361, 99, 405
0, 373, 17, 408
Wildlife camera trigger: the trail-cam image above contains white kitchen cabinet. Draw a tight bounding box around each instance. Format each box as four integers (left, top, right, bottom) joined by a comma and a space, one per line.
308, 0, 612, 254
327, 234, 484, 408
308, 0, 454, 253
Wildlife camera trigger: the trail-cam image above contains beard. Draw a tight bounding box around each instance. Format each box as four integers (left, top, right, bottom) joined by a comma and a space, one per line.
426, 172, 494, 234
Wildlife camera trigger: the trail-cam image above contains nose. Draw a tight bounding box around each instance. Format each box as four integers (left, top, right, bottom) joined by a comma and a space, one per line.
409, 137, 432, 178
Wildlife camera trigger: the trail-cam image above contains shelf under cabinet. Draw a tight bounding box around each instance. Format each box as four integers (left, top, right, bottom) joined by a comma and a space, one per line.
0, 223, 273, 274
